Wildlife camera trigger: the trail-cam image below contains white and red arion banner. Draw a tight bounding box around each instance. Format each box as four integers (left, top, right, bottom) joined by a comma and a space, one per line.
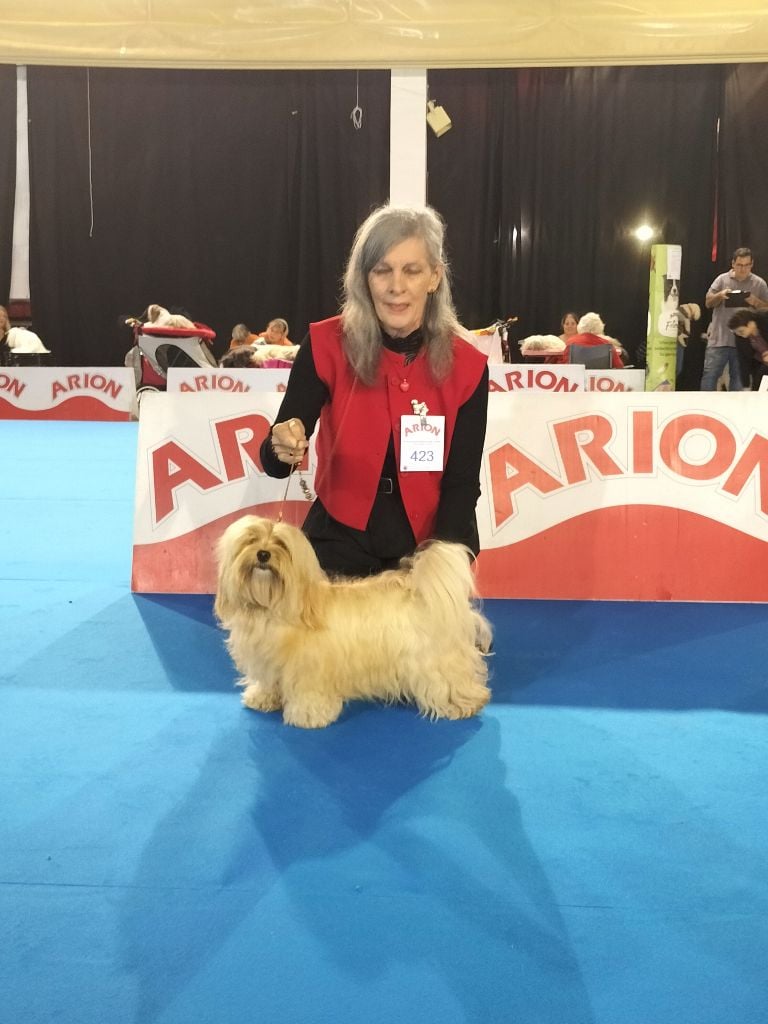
166, 364, 642, 397
166, 367, 291, 392
476, 391, 768, 601
488, 365, 646, 393
488, 364, 585, 392
132, 390, 768, 601
132, 392, 314, 593
584, 369, 646, 392
0, 367, 136, 420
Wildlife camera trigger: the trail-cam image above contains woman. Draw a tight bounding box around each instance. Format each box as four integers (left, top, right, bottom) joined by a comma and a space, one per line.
257, 318, 293, 347
259, 204, 489, 577
228, 323, 259, 350
559, 311, 579, 343
552, 311, 625, 368
728, 307, 768, 388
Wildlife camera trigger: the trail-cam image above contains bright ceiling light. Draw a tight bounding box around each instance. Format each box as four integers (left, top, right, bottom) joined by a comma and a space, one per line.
634, 224, 655, 242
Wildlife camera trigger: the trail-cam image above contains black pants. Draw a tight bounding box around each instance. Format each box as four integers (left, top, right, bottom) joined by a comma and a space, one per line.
302, 490, 416, 578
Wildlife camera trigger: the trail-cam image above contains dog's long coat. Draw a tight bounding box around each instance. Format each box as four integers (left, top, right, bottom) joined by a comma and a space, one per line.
215, 516, 492, 728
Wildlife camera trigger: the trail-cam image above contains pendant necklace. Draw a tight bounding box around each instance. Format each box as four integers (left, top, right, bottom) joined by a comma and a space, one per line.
388, 331, 420, 393
399, 345, 420, 392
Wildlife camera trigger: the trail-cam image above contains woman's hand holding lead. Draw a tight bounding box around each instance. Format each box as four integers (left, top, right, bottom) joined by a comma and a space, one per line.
271, 418, 308, 464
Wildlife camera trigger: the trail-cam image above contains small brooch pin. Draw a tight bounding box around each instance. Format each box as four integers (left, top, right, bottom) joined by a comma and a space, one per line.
411, 399, 429, 426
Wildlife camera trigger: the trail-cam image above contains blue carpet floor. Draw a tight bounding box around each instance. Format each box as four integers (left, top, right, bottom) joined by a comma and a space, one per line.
1, 420, 767, 1024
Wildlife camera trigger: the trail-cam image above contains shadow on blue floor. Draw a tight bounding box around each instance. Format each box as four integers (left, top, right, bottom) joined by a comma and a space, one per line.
125, 593, 768, 713
485, 598, 768, 713
116, 708, 596, 1024
4, 414, 767, 1024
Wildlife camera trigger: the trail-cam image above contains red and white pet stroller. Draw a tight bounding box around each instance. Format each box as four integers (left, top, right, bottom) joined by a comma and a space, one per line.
125, 314, 217, 402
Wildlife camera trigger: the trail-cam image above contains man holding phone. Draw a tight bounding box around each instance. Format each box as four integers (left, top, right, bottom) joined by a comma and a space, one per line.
701, 247, 768, 390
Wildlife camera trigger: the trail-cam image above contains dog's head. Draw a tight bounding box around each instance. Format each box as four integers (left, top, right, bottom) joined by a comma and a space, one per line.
145, 303, 168, 324
214, 515, 325, 626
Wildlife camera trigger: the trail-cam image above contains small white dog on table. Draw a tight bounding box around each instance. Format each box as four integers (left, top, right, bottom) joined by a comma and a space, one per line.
215, 515, 493, 729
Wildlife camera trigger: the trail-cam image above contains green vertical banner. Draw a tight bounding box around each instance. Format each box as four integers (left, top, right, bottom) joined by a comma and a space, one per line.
645, 244, 681, 391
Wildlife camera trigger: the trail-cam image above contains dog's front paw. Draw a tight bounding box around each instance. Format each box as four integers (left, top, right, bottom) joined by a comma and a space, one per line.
241, 681, 282, 713
436, 684, 491, 720
282, 695, 344, 729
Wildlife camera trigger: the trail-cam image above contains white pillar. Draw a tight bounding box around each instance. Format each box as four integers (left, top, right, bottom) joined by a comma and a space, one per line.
389, 69, 427, 206
10, 65, 30, 301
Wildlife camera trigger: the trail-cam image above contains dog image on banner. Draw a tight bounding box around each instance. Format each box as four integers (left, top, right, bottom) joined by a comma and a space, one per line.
215, 516, 493, 728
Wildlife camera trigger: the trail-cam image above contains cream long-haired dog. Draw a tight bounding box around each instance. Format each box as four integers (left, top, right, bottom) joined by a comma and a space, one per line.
215, 516, 493, 729
144, 303, 196, 329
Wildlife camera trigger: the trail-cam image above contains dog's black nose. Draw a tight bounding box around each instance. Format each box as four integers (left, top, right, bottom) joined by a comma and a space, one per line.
256, 549, 271, 564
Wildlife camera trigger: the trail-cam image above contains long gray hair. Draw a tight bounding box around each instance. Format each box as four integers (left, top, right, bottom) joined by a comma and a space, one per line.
341, 205, 461, 385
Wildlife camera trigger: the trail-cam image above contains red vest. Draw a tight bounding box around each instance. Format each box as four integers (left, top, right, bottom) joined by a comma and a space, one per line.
310, 316, 487, 543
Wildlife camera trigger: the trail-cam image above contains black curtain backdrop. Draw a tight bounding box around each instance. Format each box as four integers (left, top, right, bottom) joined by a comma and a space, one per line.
428, 65, 722, 366
24, 63, 768, 376
426, 70, 507, 337
719, 63, 768, 266
0, 66, 17, 305
27, 67, 390, 365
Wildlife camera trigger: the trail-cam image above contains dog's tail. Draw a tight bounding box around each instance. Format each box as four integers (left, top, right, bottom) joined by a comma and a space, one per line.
408, 541, 493, 653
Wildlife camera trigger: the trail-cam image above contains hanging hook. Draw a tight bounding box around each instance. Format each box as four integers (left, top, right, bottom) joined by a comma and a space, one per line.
350, 70, 363, 130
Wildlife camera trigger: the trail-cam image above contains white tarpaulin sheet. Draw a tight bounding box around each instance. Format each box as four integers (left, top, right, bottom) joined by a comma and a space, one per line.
2, 2, 768, 69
